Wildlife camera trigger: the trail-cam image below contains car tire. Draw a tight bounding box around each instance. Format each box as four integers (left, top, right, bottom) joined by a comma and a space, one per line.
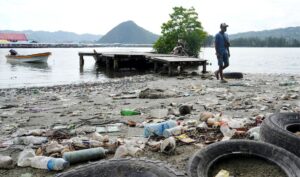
223, 72, 243, 79
260, 113, 300, 157
187, 140, 300, 177
56, 157, 186, 177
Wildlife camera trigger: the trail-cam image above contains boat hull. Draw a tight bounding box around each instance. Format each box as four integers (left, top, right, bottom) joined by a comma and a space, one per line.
6, 52, 51, 63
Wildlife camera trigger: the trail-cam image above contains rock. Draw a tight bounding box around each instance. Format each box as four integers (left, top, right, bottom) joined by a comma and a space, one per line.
149, 109, 168, 119
45, 141, 64, 154
199, 112, 214, 121
260, 105, 269, 111
75, 126, 96, 134
20, 173, 32, 177
0, 155, 14, 169
139, 88, 177, 99
179, 104, 193, 115
160, 137, 176, 154
290, 94, 298, 99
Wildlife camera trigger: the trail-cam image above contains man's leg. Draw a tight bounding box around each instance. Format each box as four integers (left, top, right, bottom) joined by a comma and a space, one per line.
220, 53, 229, 83
214, 70, 219, 80
215, 55, 223, 80
219, 65, 223, 80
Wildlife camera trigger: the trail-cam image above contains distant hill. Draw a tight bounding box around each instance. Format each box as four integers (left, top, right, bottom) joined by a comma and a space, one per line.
0, 30, 102, 43
98, 21, 159, 44
230, 26, 300, 41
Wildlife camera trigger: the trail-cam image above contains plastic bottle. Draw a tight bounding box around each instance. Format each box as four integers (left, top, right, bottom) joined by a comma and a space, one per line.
30, 156, 68, 171
120, 109, 140, 116
163, 126, 183, 138
220, 124, 236, 141
14, 136, 48, 145
47, 158, 69, 171
63, 147, 106, 164
144, 120, 177, 138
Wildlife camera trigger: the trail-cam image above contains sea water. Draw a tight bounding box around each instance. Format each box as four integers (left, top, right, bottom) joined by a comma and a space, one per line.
0, 47, 299, 88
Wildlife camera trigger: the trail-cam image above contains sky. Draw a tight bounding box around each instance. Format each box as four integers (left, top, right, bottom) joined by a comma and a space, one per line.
1, 0, 300, 35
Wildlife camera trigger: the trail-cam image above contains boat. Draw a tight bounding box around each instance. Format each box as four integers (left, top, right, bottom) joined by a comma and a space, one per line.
6, 52, 51, 63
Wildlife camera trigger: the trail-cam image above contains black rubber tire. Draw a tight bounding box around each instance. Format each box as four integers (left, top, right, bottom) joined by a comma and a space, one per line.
56, 157, 186, 177
187, 140, 300, 177
223, 72, 243, 79
260, 113, 300, 157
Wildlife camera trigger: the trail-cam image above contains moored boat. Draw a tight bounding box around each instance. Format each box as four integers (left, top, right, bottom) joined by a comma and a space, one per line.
6, 52, 51, 63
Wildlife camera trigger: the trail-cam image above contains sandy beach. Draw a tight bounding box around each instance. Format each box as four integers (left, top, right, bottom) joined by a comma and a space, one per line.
0, 72, 299, 177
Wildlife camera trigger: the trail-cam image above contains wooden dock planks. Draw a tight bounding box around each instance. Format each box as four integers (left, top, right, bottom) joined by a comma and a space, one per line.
78, 51, 207, 75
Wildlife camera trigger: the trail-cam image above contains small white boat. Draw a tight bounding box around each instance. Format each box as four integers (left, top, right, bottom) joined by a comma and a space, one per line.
6, 52, 51, 63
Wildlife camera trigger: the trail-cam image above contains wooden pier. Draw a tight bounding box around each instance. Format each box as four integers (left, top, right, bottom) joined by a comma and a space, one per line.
78, 51, 207, 76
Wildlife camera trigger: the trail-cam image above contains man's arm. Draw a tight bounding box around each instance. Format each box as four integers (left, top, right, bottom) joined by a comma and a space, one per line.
215, 34, 220, 57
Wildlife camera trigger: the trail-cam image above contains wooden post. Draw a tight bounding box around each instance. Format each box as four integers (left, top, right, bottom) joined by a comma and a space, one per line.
79, 55, 84, 66
202, 60, 207, 73
168, 63, 172, 76
106, 57, 110, 70
113, 59, 119, 71
154, 62, 158, 73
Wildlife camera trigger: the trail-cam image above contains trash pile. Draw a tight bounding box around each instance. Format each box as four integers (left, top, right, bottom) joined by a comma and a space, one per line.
0, 74, 299, 176
0, 104, 264, 172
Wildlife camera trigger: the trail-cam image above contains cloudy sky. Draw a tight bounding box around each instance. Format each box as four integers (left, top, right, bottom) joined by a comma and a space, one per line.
1, 0, 299, 35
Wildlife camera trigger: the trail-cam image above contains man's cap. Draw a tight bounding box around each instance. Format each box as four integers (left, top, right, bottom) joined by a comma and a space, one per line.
220, 23, 229, 28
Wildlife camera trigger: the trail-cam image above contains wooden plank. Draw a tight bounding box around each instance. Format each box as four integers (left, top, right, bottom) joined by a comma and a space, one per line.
78, 52, 102, 56
151, 56, 206, 63
101, 52, 146, 59
145, 53, 178, 59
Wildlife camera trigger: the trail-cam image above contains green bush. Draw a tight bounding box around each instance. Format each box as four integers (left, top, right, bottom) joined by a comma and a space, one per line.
153, 7, 207, 57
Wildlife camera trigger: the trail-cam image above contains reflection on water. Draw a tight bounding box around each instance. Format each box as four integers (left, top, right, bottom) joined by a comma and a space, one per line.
92, 64, 151, 78
7, 60, 51, 71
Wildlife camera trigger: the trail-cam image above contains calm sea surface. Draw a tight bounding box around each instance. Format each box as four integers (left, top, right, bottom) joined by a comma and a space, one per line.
0, 47, 299, 88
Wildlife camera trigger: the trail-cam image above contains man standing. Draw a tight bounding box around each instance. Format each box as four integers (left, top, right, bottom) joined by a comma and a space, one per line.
215, 23, 230, 83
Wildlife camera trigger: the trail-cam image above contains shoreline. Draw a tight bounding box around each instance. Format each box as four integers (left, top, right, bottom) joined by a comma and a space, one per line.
0, 72, 299, 176
0, 72, 299, 91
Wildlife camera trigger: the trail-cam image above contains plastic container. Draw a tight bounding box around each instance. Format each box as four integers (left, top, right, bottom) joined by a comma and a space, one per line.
30, 156, 68, 171
120, 109, 140, 116
17, 148, 36, 167
63, 147, 106, 164
220, 124, 236, 140
47, 158, 69, 171
144, 120, 177, 138
163, 126, 183, 138
14, 136, 47, 145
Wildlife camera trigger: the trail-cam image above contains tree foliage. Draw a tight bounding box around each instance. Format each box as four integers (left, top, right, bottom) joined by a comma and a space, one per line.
153, 7, 207, 57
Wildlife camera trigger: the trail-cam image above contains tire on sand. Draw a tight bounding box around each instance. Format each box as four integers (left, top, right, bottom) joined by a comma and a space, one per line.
187, 140, 300, 177
223, 72, 243, 79
56, 158, 186, 177
260, 113, 300, 157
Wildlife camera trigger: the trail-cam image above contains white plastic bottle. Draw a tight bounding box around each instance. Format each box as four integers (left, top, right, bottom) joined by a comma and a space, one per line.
30, 156, 68, 171
30, 156, 52, 170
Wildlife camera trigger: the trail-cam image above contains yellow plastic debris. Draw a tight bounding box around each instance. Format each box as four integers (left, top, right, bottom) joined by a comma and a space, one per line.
215, 169, 230, 177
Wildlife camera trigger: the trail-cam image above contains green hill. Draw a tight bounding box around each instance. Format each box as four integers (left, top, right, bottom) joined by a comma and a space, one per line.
230, 26, 300, 41
98, 21, 159, 44
0, 30, 102, 43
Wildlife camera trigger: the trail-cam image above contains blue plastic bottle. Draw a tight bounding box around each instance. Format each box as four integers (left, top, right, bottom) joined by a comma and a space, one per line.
144, 120, 177, 138
47, 158, 69, 171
